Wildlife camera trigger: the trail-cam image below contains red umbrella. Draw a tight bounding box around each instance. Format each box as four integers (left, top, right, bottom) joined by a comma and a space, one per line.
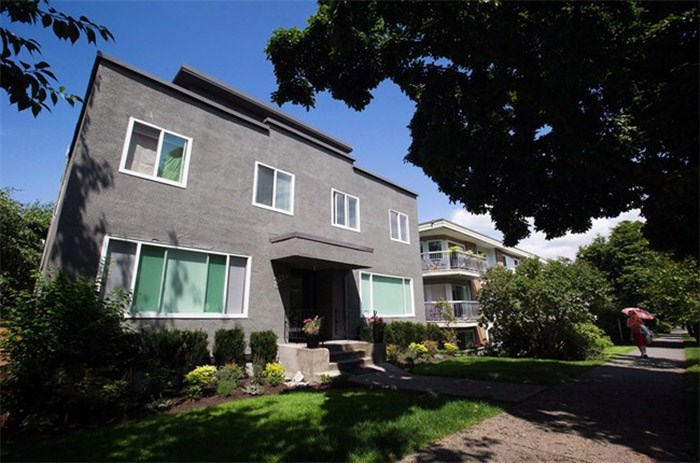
622, 307, 655, 320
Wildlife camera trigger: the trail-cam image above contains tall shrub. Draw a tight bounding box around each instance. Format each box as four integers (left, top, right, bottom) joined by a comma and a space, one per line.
1, 275, 138, 431
141, 329, 210, 387
384, 321, 427, 348
249, 330, 277, 365
480, 258, 614, 360
213, 328, 246, 366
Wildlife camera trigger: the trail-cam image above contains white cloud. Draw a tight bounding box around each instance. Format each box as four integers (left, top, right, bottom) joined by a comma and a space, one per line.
449, 209, 644, 259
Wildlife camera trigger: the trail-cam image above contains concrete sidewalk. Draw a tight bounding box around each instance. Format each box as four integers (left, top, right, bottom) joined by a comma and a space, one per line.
349, 362, 547, 403
398, 331, 693, 462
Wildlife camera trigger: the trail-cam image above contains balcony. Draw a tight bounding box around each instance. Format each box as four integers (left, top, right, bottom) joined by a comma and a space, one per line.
421, 250, 488, 276
425, 300, 482, 323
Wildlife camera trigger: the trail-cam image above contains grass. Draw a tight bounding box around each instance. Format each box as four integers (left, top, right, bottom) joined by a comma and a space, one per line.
683, 337, 699, 461
2, 389, 502, 462
412, 345, 635, 386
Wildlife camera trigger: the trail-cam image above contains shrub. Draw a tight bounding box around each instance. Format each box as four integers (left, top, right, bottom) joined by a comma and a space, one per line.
425, 324, 444, 344
1, 275, 139, 431
408, 342, 429, 359
216, 380, 237, 397
386, 344, 402, 363
184, 365, 218, 399
384, 321, 427, 348
250, 330, 278, 366
562, 323, 614, 360
217, 363, 245, 384
443, 342, 460, 354
422, 340, 439, 356
141, 329, 210, 387
358, 324, 373, 342
182, 330, 211, 372
213, 328, 246, 366
263, 362, 286, 386
480, 258, 615, 360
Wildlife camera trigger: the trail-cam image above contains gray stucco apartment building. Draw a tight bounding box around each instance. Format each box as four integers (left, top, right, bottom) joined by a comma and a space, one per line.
41, 53, 424, 344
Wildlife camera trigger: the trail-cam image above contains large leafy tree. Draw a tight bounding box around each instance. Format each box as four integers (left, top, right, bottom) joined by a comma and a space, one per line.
578, 220, 700, 338
266, 1, 699, 258
1, 0, 113, 116
0, 189, 52, 294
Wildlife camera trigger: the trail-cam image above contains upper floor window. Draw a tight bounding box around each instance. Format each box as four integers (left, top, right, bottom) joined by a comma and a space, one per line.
389, 210, 409, 244
120, 118, 192, 187
253, 162, 294, 214
332, 189, 360, 231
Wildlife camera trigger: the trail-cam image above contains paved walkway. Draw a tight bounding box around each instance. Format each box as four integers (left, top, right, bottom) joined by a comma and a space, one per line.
349, 362, 547, 403
392, 331, 693, 462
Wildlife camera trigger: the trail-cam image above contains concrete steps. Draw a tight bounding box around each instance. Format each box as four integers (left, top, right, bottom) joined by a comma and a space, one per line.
316, 341, 385, 381
279, 340, 386, 383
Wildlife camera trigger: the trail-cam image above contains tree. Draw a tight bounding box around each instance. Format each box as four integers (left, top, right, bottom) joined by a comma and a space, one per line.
266, 1, 699, 258
638, 254, 700, 340
0, 189, 52, 295
578, 220, 700, 338
577, 221, 652, 309
1, 0, 113, 116
479, 258, 613, 360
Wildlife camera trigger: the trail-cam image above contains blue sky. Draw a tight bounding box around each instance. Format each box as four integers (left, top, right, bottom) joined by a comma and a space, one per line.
0, 1, 640, 258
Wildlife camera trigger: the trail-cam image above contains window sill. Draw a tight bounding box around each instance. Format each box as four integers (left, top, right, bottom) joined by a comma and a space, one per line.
252, 202, 294, 216
127, 312, 248, 319
332, 223, 361, 233
119, 168, 187, 188
390, 237, 411, 245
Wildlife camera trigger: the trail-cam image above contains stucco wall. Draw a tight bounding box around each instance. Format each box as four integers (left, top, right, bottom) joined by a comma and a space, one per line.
43, 59, 424, 343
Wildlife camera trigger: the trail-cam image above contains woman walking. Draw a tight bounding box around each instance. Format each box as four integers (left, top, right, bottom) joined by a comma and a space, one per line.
626, 312, 649, 358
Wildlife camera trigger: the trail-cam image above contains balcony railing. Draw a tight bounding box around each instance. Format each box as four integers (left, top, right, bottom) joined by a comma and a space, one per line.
421, 250, 488, 275
425, 300, 482, 322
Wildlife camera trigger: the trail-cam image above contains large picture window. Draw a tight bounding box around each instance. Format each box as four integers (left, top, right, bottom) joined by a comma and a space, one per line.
332, 189, 360, 231
120, 118, 192, 187
360, 272, 414, 317
100, 237, 250, 317
253, 162, 294, 214
389, 210, 409, 243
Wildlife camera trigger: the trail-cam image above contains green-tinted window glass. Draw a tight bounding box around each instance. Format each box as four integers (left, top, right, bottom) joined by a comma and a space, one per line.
205, 254, 226, 313
372, 275, 406, 316
161, 249, 208, 313
157, 132, 187, 182
133, 245, 165, 312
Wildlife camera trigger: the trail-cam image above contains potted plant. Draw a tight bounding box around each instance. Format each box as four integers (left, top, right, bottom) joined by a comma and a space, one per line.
367, 313, 385, 343
448, 245, 462, 268
303, 316, 322, 348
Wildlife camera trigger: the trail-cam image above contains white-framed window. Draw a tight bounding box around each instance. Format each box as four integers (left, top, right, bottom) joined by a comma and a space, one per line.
119, 117, 192, 187
389, 210, 410, 243
99, 237, 251, 318
360, 271, 414, 317
332, 189, 360, 231
252, 161, 295, 215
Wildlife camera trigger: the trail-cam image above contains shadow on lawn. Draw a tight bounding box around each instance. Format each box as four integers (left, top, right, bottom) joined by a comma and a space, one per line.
3, 389, 488, 462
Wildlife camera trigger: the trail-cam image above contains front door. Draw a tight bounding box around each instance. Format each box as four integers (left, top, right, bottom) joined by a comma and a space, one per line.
288, 269, 317, 343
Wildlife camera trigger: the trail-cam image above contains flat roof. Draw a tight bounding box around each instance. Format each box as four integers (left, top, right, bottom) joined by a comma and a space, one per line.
419, 218, 541, 259
72, 53, 417, 198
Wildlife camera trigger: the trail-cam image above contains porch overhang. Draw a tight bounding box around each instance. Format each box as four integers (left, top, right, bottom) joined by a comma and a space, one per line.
269, 232, 373, 270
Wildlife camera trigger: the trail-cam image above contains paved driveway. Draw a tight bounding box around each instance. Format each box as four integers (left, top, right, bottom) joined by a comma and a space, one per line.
400, 331, 693, 462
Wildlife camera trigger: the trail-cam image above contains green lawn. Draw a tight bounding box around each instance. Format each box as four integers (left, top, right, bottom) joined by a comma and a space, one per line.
2, 389, 502, 462
412, 345, 635, 386
683, 337, 699, 461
